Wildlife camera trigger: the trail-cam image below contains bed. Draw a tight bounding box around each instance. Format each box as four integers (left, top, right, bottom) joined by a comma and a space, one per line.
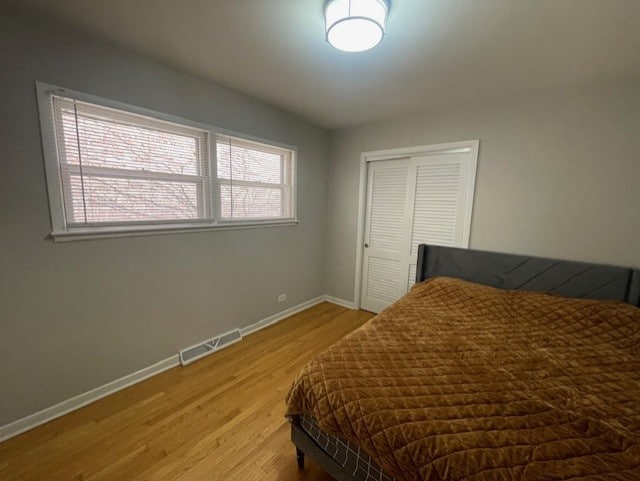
286, 244, 640, 481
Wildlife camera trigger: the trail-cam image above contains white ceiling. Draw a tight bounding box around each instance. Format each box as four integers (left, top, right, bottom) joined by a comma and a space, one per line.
15, 0, 640, 128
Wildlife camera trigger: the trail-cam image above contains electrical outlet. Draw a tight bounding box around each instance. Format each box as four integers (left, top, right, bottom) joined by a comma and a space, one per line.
278, 293, 287, 303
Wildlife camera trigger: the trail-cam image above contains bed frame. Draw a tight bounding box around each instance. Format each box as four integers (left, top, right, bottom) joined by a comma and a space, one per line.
415, 244, 640, 306
291, 244, 640, 479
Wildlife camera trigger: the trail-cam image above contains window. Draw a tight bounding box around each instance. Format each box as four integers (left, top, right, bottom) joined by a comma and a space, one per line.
52, 96, 212, 227
37, 83, 297, 240
216, 135, 295, 220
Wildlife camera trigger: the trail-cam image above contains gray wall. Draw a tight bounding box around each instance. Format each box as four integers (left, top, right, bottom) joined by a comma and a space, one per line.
326, 80, 640, 301
0, 12, 330, 426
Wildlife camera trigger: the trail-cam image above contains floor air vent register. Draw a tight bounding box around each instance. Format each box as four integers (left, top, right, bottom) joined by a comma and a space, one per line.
179, 329, 242, 366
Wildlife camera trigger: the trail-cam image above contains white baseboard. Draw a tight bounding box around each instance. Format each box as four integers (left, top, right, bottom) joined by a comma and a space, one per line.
0, 355, 179, 443
323, 295, 356, 310
0, 294, 356, 443
239, 296, 325, 337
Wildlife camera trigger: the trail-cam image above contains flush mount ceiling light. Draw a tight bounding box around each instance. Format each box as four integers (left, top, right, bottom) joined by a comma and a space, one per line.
325, 0, 389, 53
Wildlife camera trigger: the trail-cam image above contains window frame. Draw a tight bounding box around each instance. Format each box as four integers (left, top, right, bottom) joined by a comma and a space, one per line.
36, 82, 298, 242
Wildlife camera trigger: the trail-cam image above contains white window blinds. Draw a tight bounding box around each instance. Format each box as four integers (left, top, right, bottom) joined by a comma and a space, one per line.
52, 96, 211, 227
41, 86, 297, 239
216, 135, 295, 221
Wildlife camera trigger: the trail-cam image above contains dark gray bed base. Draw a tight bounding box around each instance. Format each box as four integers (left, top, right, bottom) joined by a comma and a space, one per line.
291, 245, 640, 479
291, 421, 363, 481
291, 414, 395, 481
416, 244, 640, 306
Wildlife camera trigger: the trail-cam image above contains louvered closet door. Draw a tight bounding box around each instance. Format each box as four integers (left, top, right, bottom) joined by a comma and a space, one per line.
405, 153, 473, 291
361, 160, 412, 313
361, 153, 474, 313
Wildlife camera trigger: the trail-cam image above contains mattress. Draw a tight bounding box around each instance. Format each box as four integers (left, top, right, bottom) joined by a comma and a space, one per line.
286, 277, 640, 480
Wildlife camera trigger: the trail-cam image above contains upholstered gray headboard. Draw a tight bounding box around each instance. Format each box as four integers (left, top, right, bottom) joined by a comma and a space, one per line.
416, 244, 640, 306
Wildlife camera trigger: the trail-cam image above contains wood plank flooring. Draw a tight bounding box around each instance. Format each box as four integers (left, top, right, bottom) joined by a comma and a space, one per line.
0, 302, 373, 481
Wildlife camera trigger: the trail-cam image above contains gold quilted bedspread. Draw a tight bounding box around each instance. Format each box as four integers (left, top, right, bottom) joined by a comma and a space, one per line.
286, 277, 640, 480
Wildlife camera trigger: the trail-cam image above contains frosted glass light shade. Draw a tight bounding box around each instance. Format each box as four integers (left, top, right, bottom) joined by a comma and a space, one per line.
325, 0, 388, 52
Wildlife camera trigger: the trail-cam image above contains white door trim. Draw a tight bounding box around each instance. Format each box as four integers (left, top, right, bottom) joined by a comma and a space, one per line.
353, 140, 480, 310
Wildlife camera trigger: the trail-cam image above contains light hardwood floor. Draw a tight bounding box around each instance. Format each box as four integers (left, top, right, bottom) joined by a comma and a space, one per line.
0, 302, 373, 481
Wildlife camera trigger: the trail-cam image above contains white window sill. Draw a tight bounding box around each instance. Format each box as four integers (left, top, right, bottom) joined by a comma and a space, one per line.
49, 220, 299, 242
